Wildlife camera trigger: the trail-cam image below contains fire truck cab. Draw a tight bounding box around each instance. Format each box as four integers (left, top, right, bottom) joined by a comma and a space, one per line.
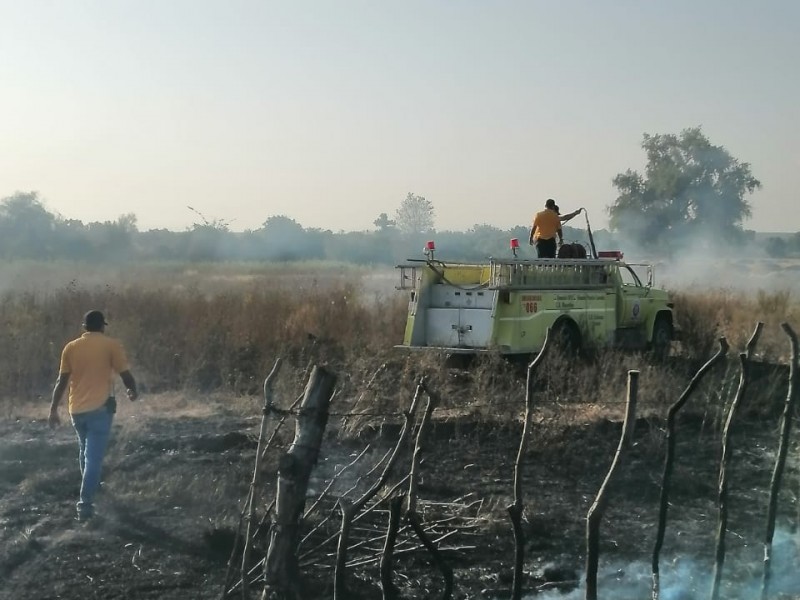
396, 246, 674, 357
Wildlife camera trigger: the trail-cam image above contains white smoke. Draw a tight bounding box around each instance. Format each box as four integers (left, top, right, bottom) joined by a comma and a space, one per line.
528, 528, 800, 600
615, 234, 800, 294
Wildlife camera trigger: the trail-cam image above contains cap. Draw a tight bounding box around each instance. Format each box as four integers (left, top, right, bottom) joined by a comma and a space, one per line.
545, 198, 556, 209
83, 310, 108, 331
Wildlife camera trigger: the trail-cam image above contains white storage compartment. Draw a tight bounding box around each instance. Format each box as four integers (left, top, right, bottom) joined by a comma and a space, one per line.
425, 308, 460, 347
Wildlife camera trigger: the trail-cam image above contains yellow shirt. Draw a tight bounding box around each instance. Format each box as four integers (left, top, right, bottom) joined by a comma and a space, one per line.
59, 332, 130, 414
532, 209, 561, 241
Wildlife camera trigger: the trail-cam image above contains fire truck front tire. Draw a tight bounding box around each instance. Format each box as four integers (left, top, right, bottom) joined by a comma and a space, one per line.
650, 316, 672, 361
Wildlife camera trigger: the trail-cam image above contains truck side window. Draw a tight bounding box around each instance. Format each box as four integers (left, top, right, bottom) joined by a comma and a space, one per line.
620, 266, 642, 287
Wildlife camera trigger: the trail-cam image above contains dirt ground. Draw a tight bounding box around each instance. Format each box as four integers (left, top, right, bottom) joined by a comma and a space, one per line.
2, 393, 800, 600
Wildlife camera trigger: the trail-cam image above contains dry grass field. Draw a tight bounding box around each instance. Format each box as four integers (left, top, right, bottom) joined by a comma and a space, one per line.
2, 260, 800, 599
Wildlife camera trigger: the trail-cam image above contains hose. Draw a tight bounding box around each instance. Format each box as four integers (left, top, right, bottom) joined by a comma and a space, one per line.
580, 208, 598, 259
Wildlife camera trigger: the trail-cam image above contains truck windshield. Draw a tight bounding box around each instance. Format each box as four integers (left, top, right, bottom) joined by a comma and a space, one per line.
620, 265, 643, 287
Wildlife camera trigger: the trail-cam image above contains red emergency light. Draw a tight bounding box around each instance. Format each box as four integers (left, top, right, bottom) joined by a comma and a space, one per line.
510, 238, 520, 249
598, 250, 624, 260
425, 240, 436, 251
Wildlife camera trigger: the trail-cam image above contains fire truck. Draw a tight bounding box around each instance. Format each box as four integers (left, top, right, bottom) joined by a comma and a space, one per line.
396, 239, 674, 358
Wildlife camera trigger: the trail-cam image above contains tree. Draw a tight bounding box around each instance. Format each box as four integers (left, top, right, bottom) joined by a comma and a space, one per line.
0, 191, 58, 258
117, 213, 138, 234
260, 215, 302, 233
373, 212, 396, 232
187, 205, 231, 231
256, 215, 314, 260
185, 206, 232, 261
395, 193, 434, 235
84, 214, 139, 261
608, 127, 761, 250
765, 237, 788, 258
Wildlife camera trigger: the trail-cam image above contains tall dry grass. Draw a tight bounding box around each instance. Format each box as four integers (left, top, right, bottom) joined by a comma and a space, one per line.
0, 262, 796, 427
0, 269, 407, 402
671, 289, 800, 361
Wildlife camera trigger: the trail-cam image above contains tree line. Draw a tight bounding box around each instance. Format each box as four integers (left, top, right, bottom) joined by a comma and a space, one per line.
0, 191, 617, 264
2, 126, 788, 263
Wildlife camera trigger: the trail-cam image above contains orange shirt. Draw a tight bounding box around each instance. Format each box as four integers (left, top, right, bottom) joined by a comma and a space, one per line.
532, 209, 561, 241
59, 332, 130, 414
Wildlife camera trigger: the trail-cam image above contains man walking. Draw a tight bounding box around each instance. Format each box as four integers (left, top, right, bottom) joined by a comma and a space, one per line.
529, 198, 563, 258
49, 310, 138, 521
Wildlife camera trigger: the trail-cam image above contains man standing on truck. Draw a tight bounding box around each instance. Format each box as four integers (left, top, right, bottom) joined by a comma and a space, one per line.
529, 198, 563, 258
49, 310, 138, 521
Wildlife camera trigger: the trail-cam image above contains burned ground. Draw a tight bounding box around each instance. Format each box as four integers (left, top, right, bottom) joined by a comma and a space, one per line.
2, 392, 799, 600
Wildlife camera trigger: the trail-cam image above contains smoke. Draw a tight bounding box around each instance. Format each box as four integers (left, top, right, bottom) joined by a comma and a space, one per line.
554, 210, 799, 295
613, 231, 800, 294
527, 528, 800, 600
0, 261, 109, 296
658, 256, 800, 294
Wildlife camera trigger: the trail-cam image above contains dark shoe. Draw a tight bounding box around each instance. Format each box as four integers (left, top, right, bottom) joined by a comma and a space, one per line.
77, 510, 94, 522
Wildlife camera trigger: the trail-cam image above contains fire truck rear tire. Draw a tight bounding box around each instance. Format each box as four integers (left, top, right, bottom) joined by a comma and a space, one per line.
551, 319, 581, 356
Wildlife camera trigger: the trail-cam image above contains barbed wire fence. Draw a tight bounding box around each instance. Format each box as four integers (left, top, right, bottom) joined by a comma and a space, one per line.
219, 323, 799, 600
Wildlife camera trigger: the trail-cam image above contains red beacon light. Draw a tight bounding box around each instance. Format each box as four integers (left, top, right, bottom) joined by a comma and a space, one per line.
423, 240, 436, 259
510, 237, 520, 257
598, 250, 624, 260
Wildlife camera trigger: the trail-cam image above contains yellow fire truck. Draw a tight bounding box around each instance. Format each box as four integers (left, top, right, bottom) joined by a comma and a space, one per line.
396, 242, 674, 357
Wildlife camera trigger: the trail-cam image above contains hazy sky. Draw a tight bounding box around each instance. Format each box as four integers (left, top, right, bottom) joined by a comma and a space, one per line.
1, 1, 797, 233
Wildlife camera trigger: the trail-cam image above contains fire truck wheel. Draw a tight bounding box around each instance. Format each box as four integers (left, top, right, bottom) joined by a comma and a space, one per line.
651, 316, 672, 361
552, 319, 581, 356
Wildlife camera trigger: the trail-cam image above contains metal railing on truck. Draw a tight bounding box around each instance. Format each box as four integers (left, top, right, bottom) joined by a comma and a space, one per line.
396, 258, 615, 292
489, 258, 613, 289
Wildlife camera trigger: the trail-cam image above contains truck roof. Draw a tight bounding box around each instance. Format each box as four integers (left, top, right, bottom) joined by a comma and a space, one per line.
397, 257, 646, 291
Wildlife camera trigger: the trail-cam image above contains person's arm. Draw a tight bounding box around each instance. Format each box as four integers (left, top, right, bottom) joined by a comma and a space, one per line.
111, 340, 138, 401
49, 373, 70, 428
559, 209, 582, 223
120, 370, 138, 401
557, 226, 564, 245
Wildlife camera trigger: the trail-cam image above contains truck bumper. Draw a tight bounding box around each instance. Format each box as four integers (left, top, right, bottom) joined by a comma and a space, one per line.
394, 345, 489, 354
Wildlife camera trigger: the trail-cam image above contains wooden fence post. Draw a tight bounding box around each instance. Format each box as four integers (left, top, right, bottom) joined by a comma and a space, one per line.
380, 495, 404, 600
585, 370, 639, 600
652, 338, 728, 599
508, 328, 552, 600
711, 322, 763, 600
404, 381, 452, 600
238, 359, 283, 599
262, 365, 337, 600
761, 323, 799, 600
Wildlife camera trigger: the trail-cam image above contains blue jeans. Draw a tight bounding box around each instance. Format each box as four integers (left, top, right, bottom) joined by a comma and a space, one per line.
71, 404, 113, 517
